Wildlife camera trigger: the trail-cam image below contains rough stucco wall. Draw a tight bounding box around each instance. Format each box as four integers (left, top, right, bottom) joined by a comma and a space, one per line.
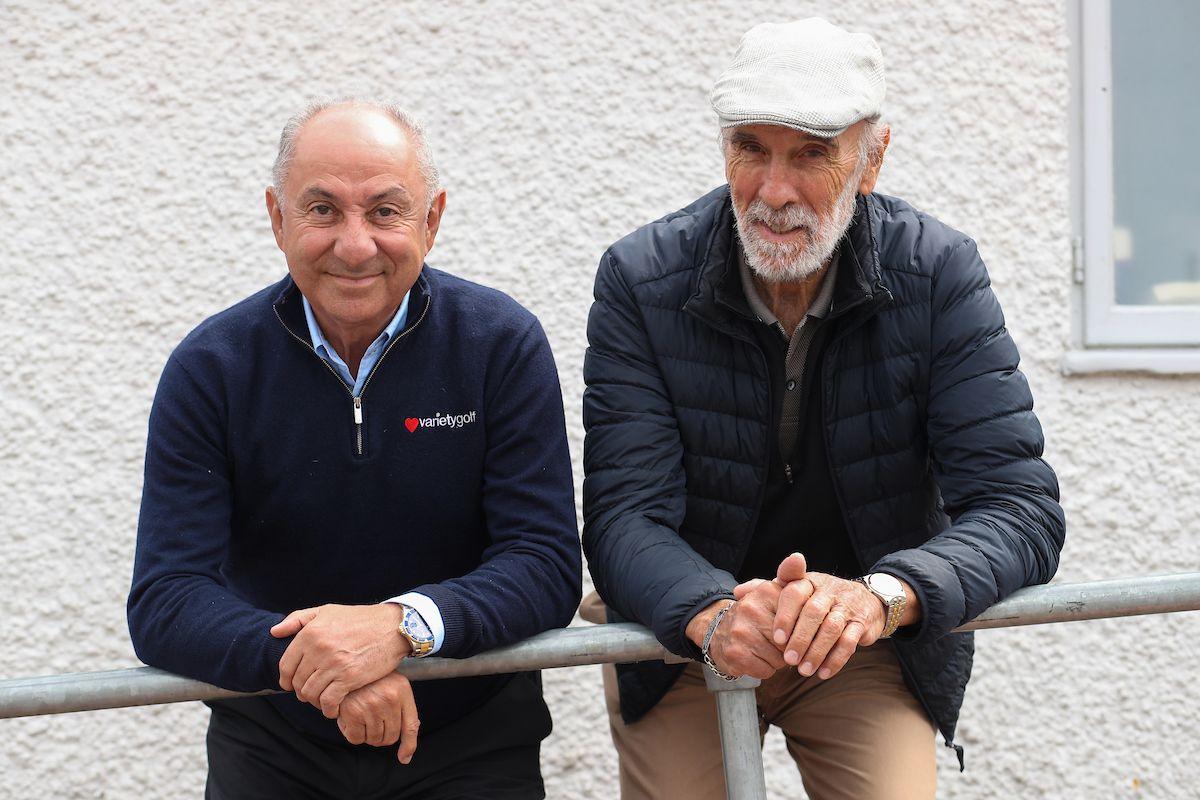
0, 0, 1196, 797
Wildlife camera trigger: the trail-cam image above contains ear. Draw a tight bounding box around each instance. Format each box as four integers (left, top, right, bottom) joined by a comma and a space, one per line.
266, 187, 285, 251
858, 125, 891, 195
423, 189, 448, 251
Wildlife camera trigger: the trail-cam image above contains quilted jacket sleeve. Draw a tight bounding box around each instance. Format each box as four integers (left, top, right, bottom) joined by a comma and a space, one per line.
582, 250, 736, 659
871, 237, 1066, 646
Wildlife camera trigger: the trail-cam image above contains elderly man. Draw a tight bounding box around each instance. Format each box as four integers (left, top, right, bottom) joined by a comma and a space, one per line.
582, 19, 1065, 800
128, 99, 581, 799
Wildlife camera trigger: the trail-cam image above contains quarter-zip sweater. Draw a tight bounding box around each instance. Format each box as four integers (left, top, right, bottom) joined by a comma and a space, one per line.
128, 266, 582, 742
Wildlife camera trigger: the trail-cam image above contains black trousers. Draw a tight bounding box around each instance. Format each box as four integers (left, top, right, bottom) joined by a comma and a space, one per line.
205, 672, 550, 800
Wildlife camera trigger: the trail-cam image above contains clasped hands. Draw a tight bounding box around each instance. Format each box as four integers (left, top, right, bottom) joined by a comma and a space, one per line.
269, 603, 419, 763
687, 553, 914, 682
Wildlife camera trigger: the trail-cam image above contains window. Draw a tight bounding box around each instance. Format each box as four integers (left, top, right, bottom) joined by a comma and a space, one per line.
1070, 0, 1200, 369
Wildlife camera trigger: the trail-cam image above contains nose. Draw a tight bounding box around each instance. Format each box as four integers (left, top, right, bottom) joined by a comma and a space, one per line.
332, 214, 378, 266
756, 159, 802, 211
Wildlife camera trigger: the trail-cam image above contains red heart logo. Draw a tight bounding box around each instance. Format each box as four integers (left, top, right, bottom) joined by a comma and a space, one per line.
405, 418, 420, 433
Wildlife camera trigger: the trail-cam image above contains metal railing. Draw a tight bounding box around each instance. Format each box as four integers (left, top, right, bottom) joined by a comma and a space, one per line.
2, 574, 1199, 800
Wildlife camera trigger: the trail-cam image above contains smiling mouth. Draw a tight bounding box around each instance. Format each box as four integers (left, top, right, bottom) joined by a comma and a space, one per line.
330, 273, 382, 286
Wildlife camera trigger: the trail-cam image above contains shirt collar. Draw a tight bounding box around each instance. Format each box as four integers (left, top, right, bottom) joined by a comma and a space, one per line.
301, 292, 411, 360
737, 246, 839, 334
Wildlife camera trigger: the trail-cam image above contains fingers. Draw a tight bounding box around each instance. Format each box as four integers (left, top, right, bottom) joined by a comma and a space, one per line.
782, 590, 831, 667
278, 647, 305, 692
298, 668, 335, 711
270, 607, 319, 639
712, 597, 787, 679
733, 578, 767, 600
397, 682, 419, 765
318, 681, 351, 719
776, 552, 808, 583
816, 621, 865, 680
771, 578, 814, 647
381, 715, 399, 748
796, 603, 849, 677
363, 705, 385, 746
337, 715, 366, 746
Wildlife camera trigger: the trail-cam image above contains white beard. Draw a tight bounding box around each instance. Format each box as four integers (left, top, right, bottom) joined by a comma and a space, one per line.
733, 168, 863, 284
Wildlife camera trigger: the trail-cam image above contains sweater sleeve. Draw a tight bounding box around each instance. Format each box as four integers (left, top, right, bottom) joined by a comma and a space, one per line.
405, 318, 582, 659
870, 237, 1066, 645
580, 250, 737, 660
127, 353, 289, 692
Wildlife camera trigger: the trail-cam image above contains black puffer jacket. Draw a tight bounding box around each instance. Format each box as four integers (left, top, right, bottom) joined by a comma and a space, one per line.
582, 187, 1065, 757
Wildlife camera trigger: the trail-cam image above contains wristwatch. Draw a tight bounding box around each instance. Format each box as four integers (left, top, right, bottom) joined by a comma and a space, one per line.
854, 573, 906, 639
397, 604, 435, 657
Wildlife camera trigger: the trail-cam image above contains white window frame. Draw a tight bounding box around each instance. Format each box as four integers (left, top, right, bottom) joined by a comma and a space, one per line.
1067, 0, 1200, 372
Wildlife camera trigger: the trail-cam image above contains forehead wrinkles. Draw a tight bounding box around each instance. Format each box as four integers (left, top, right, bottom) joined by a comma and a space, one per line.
290, 156, 425, 209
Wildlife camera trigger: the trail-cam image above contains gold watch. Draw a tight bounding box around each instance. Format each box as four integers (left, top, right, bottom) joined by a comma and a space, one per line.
855, 573, 906, 639
398, 604, 435, 657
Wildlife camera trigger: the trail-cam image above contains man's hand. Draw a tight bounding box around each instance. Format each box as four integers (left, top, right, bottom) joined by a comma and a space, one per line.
772, 571, 886, 679
685, 583, 787, 681
270, 603, 412, 718
734, 553, 920, 682
335, 672, 420, 764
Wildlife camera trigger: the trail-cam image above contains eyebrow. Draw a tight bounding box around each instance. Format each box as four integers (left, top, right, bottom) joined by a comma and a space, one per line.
729, 131, 759, 147
296, 185, 416, 206
366, 186, 415, 205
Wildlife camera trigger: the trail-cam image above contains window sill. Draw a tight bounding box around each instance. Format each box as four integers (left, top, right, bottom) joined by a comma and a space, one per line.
1061, 349, 1200, 375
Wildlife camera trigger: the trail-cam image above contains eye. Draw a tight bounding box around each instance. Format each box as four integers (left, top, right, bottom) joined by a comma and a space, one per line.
311, 203, 334, 216
373, 206, 407, 222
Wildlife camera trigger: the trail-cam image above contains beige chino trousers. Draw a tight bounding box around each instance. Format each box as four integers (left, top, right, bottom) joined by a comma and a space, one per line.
602, 645, 937, 800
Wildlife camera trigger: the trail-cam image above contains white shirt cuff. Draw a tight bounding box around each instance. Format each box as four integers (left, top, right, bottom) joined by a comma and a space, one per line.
385, 592, 445, 655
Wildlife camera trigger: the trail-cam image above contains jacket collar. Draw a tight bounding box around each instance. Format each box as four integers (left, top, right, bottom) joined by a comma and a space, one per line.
272, 266, 434, 344
684, 189, 890, 338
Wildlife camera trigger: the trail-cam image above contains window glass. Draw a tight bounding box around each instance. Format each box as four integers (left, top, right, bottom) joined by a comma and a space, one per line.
1111, 0, 1200, 306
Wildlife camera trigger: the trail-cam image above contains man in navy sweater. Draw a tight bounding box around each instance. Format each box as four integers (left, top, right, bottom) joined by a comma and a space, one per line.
127, 99, 581, 799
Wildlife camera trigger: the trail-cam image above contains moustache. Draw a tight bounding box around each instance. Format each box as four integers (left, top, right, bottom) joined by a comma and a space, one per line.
745, 200, 820, 237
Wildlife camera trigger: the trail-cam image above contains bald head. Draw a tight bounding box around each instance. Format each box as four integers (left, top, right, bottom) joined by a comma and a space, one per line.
270, 98, 441, 211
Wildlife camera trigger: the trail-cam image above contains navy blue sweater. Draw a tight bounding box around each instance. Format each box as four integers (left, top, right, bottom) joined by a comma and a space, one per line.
128, 267, 581, 741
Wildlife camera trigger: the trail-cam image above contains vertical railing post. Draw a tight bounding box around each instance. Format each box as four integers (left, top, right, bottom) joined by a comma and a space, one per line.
704, 668, 768, 800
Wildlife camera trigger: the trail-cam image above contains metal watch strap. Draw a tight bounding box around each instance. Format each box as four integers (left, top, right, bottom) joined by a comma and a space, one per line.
856, 576, 904, 639
701, 601, 737, 681
398, 605, 434, 657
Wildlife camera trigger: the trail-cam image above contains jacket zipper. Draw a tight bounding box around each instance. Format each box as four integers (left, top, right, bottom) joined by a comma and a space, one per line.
818, 306, 954, 760
273, 293, 432, 456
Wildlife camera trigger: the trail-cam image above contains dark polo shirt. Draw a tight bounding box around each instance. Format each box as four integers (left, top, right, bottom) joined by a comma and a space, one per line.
736, 249, 861, 582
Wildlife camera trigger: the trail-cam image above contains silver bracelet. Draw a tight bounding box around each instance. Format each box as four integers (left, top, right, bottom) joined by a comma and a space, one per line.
701, 601, 738, 681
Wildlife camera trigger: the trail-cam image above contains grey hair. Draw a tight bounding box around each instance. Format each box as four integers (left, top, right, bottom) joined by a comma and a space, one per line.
857, 116, 888, 169
270, 97, 442, 210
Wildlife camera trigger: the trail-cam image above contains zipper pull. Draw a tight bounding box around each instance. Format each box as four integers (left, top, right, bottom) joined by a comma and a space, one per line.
353, 396, 363, 425
783, 463, 794, 484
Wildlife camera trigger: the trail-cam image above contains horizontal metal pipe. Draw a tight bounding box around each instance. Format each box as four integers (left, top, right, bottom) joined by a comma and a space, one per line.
1, 574, 1197, 720
0, 624, 683, 719
954, 572, 1200, 631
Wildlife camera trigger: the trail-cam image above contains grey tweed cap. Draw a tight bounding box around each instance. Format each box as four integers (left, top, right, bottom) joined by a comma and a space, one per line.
710, 18, 886, 137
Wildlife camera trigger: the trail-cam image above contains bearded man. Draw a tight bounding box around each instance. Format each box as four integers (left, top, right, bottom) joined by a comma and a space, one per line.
581, 19, 1065, 800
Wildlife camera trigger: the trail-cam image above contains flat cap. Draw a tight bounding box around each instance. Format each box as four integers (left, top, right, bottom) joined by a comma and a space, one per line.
709, 18, 885, 137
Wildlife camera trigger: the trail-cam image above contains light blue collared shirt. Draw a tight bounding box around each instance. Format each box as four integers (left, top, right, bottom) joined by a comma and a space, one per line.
302, 293, 411, 396
300, 291, 444, 655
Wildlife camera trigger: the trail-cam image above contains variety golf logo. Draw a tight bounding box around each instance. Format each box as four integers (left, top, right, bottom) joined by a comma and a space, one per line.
404, 410, 478, 433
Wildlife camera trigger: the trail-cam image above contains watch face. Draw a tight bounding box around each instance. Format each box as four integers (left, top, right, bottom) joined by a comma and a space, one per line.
867, 573, 904, 600
402, 607, 434, 643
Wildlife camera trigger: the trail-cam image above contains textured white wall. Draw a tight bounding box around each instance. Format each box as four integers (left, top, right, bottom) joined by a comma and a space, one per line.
1, 0, 1197, 797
